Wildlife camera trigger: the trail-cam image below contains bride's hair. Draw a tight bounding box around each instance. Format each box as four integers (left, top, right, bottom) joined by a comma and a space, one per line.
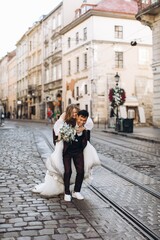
64, 104, 80, 124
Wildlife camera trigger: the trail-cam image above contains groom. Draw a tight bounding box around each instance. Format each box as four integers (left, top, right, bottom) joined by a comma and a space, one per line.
63, 110, 89, 201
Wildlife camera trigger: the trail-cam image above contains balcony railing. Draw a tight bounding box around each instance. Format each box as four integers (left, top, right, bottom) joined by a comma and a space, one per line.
28, 84, 37, 91
137, 0, 160, 11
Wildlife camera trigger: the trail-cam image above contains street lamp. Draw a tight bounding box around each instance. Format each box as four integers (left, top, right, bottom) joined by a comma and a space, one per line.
109, 73, 126, 131
114, 72, 120, 131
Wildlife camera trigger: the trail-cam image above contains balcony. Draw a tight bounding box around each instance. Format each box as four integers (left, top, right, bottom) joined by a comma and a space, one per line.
136, 0, 160, 26
137, 0, 160, 14
44, 80, 62, 92
28, 84, 37, 91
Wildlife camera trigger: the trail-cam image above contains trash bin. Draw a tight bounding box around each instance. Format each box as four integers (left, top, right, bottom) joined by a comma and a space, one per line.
123, 119, 133, 133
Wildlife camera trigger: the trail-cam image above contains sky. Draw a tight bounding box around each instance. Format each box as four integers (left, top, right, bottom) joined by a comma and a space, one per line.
0, 0, 61, 59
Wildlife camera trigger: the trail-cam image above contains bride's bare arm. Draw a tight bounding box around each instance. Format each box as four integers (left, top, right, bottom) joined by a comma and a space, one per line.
53, 113, 66, 136
84, 117, 94, 130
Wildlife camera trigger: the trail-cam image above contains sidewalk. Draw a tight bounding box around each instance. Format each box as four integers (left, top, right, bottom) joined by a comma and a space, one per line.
93, 123, 160, 143
1, 119, 160, 143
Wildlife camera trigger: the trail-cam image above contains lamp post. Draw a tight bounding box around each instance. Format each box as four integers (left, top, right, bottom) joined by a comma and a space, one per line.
17, 100, 22, 119
109, 73, 126, 131
114, 72, 120, 131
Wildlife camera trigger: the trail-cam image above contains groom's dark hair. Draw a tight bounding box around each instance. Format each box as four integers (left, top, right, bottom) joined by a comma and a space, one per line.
78, 110, 89, 118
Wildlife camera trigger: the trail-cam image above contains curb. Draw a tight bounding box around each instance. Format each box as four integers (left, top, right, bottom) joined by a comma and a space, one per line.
102, 129, 160, 144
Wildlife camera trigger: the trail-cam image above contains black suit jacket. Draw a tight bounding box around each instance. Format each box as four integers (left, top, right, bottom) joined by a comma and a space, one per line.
63, 130, 88, 155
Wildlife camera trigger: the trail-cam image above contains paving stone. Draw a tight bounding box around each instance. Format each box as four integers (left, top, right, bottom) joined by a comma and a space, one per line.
1, 124, 158, 240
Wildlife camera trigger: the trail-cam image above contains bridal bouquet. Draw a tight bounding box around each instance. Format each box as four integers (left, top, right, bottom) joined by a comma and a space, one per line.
59, 122, 76, 143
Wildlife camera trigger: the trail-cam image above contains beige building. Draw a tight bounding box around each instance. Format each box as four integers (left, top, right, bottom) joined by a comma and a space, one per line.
61, 0, 153, 124
15, 3, 63, 120
16, 20, 44, 119
135, 0, 160, 127
0, 55, 9, 116
42, 2, 63, 121
7, 50, 17, 118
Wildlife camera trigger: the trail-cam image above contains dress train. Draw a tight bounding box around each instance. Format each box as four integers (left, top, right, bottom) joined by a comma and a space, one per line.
31, 141, 100, 197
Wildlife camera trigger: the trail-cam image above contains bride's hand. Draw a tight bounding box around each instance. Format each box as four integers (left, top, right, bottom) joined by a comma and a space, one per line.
76, 126, 85, 134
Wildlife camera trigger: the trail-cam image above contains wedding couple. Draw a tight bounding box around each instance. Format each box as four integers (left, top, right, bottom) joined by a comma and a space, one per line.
32, 104, 101, 201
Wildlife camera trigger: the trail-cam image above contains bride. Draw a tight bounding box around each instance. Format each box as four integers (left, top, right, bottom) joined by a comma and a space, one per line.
31, 104, 101, 197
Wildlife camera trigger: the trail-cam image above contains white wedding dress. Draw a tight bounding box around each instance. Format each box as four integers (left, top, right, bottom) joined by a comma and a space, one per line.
31, 140, 101, 197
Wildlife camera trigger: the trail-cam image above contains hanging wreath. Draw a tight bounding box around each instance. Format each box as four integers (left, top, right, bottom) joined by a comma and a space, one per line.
109, 87, 126, 108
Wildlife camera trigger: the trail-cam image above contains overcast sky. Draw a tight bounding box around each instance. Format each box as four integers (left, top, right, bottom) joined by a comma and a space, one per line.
0, 0, 61, 59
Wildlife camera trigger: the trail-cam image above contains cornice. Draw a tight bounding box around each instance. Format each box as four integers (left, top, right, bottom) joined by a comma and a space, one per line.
60, 9, 136, 35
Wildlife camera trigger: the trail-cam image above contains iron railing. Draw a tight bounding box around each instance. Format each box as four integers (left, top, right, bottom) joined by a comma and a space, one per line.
137, 0, 160, 11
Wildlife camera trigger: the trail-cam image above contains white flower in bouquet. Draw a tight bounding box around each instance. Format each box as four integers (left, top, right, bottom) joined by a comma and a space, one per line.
59, 122, 76, 143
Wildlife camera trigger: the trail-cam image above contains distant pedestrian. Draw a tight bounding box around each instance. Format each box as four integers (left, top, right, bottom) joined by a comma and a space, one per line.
7, 111, 11, 119
47, 107, 53, 124
1, 112, 5, 126
109, 107, 115, 128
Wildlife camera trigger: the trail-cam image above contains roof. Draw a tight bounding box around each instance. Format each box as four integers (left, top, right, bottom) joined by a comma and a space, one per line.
94, 0, 138, 15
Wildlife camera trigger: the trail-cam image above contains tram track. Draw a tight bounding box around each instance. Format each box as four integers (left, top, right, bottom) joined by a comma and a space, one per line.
92, 131, 160, 157
88, 184, 159, 240
91, 131, 160, 183
39, 131, 160, 240
40, 132, 160, 198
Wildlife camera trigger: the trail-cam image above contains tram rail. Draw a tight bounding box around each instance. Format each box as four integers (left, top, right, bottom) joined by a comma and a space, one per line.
39, 131, 160, 240
92, 131, 160, 157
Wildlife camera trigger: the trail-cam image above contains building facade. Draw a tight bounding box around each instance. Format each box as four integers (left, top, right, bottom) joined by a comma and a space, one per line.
136, 0, 160, 127
61, 0, 153, 124
15, 3, 63, 120
0, 55, 9, 116
0, 0, 154, 125
7, 50, 17, 118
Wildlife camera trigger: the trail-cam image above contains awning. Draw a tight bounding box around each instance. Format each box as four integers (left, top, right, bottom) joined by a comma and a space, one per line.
124, 96, 139, 107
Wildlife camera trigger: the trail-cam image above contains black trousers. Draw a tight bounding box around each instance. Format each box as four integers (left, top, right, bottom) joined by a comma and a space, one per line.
63, 151, 84, 194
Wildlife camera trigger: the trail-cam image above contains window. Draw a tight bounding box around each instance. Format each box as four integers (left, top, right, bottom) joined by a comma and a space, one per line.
55, 40, 58, 50
76, 32, 79, 44
85, 105, 88, 111
68, 60, 71, 75
57, 64, 62, 79
68, 37, 71, 48
115, 52, 123, 68
29, 41, 32, 51
84, 84, 88, 94
37, 51, 41, 65
138, 48, 149, 65
68, 98, 72, 105
84, 53, 87, 69
32, 54, 36, 67
76, 86, 79, 96
57, 13, 61, 26
81, 5, 92, 14
52, 18, 56, 30
52, 66, 56, 81
45, 69, 49, 83
76, 57, 79, 72
142, 0, 149, 3
45, 45, 49, 58
75, 9, 81, 18
114, 26, 123, 39
83, 27, 87, 41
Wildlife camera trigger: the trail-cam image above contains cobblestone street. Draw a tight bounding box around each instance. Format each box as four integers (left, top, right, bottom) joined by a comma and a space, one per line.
0, 121, 160, 240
